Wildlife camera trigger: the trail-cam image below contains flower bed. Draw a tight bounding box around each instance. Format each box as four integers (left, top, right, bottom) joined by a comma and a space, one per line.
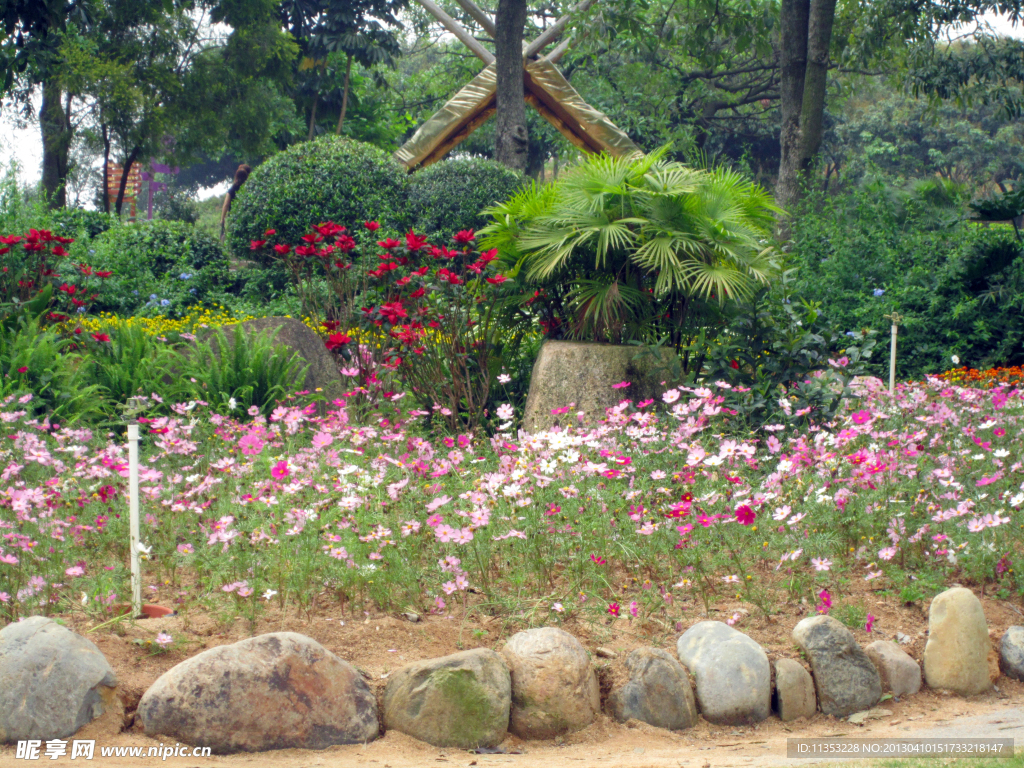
1, 376, 1021, 636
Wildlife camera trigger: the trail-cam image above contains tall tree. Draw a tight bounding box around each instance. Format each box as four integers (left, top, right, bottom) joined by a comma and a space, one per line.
0, 0, 93, 208
494, 0, 529, 170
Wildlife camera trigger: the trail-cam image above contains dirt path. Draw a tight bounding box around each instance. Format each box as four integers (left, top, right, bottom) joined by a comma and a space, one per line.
1, 694, 1020, 768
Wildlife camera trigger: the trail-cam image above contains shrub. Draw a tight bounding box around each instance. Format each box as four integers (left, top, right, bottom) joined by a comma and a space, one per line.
789, 187, 1024, 378
181, 325, 310, 418
0, 317, 101, 423
90, 220, 229, 316
226, 136, 409, 263
49, 208, 118, 240
407, 158, 526, 242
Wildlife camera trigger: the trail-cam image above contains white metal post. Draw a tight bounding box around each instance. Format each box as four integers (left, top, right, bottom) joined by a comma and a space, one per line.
127, 423, 141, 617
889, 322, 897, 396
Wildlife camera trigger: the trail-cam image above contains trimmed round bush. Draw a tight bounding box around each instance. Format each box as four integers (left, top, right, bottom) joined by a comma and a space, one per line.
408, 158, 526, 242
91, 220, 229, 316
227, 136, 410, 262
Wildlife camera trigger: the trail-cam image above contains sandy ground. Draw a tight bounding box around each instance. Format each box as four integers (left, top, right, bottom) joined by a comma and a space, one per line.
2, 586, 1023, 767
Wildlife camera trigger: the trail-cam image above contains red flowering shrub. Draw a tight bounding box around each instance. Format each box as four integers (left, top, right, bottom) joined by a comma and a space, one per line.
0, 228, 109, 327
254, 223, 511, 431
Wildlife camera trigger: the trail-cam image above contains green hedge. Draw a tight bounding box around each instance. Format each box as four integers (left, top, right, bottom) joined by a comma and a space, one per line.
226, 136, 409, 263
408, 158, 526, 242
91, 220, 229, 317
789, 188, 1024, 377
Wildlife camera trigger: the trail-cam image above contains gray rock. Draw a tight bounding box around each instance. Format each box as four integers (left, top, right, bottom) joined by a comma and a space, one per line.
676, 621, 770, 725
865, 640, 921, 697
205, 317, 346, 404
999, 626, 1024, 681
522, 341, 677, 432
774, 658, 816, 722
0, 616, 119, 743
138, 632, 377, 753
608, 648, 698, 731
792, 615, 881, 717
383, 648, 510, 748
923, 587, 991, 695
502, 627, 600, 739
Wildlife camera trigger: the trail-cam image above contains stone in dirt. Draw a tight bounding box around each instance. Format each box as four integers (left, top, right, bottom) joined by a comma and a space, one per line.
773, 658, 816, 722
0, 616, 120, 743
792, 615, 881, 717
922, 587, 992, 696
999, 626, 1024, 681
383, 648, 511, 749
501, 627, 600, 739
865, 640, 921, 697
522, 341, 676, 433
608, 648, 698, 731
676, 621, 771, 726
848, 708, 892, 725
138, 632, 378, 753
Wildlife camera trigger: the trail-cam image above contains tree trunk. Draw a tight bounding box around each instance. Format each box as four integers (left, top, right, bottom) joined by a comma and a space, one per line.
335, 54, 354, 135
494, 0, 529, 171
115, 146, 140, 217
101, 125, 111, 214
40, 77, 71, 209
797, 0, 836, 176
307, 92, 319, 141
776, 0, 809, 212
776, 0, 835, 215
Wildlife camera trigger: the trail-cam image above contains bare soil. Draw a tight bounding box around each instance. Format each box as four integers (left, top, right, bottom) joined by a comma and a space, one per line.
2, 583, 1023, 767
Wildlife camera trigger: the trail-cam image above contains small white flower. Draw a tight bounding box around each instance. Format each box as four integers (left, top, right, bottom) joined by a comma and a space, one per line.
951, 355, 960, 365
496, 403, 514, 421
263, 589, 278, 600
227, 397, 237, 411
497, 373, 512, 384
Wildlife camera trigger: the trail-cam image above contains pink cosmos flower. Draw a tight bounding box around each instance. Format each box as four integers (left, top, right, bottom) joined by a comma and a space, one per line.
851, 410, 872, 425
607, 602, 621, 617
426, 513, 444, 527
237, 433, 264, 456
734, 505, 756, 526
611, 381, 631, 389
865, 614, 875, 632
270, 460, 290, 480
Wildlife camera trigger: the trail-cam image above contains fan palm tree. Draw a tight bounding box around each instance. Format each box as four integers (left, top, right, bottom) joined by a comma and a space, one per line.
481, 146, 781, 344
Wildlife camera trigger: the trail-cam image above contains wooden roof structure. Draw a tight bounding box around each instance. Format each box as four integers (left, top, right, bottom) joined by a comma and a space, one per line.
394, 0, 640, 171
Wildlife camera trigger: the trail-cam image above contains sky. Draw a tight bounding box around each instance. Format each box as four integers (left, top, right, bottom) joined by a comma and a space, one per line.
1, 10, 1021, 204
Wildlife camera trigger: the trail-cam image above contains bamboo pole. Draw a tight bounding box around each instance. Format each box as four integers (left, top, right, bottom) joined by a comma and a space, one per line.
418, 0, 495, 63
524, 0, 597, 58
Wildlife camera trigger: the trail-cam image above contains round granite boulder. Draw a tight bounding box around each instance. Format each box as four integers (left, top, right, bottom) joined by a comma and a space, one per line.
138, 632, 377, 753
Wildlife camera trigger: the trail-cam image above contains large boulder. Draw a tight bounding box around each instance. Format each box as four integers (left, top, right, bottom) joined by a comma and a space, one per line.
383, 648, 511, 749
522, 341, 673, 433
501, 627, 600, 739
865, 640, 921, 698
999, 626, 1024, 681
138, 632, 377, 753
209, 317, 346, 404
792, 615, 881, 717
923, 587, 992, 695
0, 616, 120, 743
676, 621, 771, 726
608, 648, 698, 731
773, 658, 816, 722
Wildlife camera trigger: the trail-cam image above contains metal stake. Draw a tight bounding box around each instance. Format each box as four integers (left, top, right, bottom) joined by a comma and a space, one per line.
127, 423, 141, 617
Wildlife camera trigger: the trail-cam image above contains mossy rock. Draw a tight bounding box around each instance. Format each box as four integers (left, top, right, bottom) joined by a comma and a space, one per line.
382, 648, 510, 748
